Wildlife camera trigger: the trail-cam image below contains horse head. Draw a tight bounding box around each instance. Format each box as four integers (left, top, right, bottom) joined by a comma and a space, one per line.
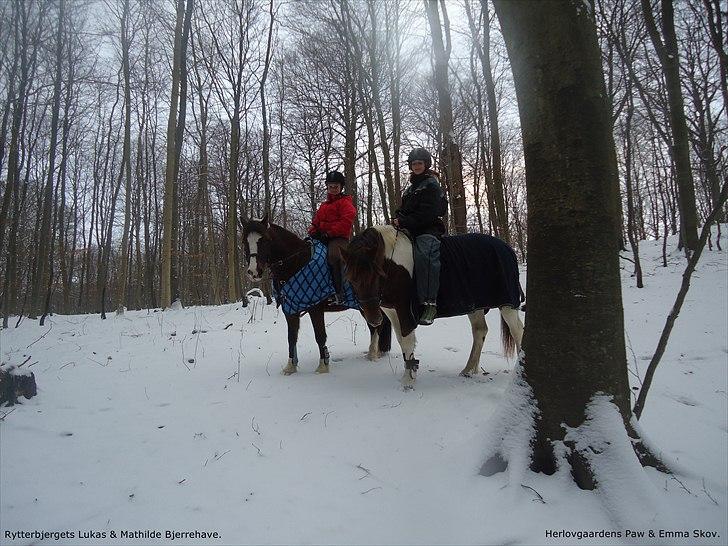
341, 228, 387, 327
242, 214, 271, 282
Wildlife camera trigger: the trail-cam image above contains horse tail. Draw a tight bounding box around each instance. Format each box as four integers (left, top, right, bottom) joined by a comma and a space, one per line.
377, 313, 392, 354
501, 315, 516, 359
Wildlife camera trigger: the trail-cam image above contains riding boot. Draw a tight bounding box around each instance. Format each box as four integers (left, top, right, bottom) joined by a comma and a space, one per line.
327, 238, 347, 304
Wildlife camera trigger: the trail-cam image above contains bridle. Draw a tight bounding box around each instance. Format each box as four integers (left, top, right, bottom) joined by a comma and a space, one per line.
247, 233, 311, 277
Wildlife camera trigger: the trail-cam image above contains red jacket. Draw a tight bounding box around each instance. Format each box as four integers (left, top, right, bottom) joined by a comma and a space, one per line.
308, 194, 356, 239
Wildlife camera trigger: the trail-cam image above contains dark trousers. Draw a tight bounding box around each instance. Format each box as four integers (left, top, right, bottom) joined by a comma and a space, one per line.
414, 234, 441, 304
327, 238, 348, 294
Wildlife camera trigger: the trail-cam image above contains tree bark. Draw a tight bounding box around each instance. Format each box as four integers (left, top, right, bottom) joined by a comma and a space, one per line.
161, 0, 186, 309
115, 0, 133, 314
491, 0, 663, 487
32, 0, 65, 320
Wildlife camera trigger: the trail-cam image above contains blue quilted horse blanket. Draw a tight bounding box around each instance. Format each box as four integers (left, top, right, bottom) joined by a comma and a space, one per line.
434, 233, 524, 318
275, 239, 359, 315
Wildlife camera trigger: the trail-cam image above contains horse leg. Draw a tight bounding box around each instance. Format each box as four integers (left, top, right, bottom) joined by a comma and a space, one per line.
381, 307, 418, 390
366, 324, 380, 361
499, 306, 524, 357
282, 313, 300, 375
310, 309, 330, 374
461, 310, 488, 377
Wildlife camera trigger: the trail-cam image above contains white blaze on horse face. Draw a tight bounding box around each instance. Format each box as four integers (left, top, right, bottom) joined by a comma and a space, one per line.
246, 232, 263, 280
373, 225, 414, 275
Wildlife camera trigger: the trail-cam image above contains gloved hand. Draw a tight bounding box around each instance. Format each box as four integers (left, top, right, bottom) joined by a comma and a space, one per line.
310, 231, 329, 243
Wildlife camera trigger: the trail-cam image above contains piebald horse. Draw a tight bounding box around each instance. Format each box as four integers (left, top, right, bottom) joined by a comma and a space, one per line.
242, 216, 391, 374
341, 225, 524, 389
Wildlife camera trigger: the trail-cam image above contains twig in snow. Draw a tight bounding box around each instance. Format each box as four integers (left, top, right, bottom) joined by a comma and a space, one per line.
251, 443, 263, 456
177, 479, 186, 485
251, 417, 261, 435
300, 412, 311, 421
670, 475, 696, 496
27, 323, 53, 348
521, 484, 546, 504
265, 354, 272, 376
246, 379, 253, 391
702, 478, 719, 505
324, 411, 334, 428
361, 487, 382, 495
18, 356, 32, 368
144, 387, 149, 400
214, 450, 231, 462
625, 332, 642, 386
59, 361, 75, 370
224, 323, 233, 330
0, 408, 18, 420
356, 464, 372, 480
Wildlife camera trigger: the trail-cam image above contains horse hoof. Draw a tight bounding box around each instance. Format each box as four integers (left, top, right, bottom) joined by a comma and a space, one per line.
315, 363, 329, 374
282, 365, 298, 375
401, 370, 416, 390
366, 351, 380, 361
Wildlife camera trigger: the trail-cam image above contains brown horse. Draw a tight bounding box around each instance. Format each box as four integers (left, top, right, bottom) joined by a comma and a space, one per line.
242, 216, 391, 375
341, 225, 524, 389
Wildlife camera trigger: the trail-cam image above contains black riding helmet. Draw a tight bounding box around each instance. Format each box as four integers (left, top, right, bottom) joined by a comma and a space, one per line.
326, 170, 346, 189
407, 148, 432, 169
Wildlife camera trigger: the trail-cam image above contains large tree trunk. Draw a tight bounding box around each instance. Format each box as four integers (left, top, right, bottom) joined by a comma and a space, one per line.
115, 0, 133, 314
261, 0, 274, 216
489, 0, 664, 488
161, 0, 186, 309
32, 0, 65, 321
227, 111, 241, 303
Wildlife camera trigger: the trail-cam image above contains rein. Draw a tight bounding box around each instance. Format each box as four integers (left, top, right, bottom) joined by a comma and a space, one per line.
269, 243, 311, 270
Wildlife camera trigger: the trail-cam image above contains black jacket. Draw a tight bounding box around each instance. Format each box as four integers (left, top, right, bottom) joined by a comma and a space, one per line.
395, 171, 447, 237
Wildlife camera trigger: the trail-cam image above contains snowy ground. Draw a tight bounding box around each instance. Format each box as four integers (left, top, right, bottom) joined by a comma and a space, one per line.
1, 229, 726, 545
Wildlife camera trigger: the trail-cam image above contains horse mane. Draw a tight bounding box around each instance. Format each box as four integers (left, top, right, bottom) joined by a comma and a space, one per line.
344, 227, 386, 283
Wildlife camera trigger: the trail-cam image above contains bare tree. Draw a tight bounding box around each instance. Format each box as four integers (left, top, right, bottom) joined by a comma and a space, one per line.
425, 0, 467, 234
640, 0, 699, 251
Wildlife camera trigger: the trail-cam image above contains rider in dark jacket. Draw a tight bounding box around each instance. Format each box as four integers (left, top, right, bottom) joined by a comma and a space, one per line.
392, 148, 446, 325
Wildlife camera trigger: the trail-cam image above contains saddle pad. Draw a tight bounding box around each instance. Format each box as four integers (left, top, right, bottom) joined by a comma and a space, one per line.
276, 239, 359, 315
436, 233, 523, 318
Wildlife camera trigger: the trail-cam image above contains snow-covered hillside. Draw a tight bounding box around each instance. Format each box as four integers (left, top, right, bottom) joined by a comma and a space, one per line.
1, 230, 726, 545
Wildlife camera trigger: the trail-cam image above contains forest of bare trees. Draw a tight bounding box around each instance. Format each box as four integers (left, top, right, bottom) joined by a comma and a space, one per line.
0, 0, 725, 324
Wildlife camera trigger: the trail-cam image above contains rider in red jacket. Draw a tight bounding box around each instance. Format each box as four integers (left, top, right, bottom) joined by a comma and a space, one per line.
308, 171, 356, 303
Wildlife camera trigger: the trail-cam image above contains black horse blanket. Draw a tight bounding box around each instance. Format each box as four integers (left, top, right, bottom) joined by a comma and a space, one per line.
432, 233, 523, 318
